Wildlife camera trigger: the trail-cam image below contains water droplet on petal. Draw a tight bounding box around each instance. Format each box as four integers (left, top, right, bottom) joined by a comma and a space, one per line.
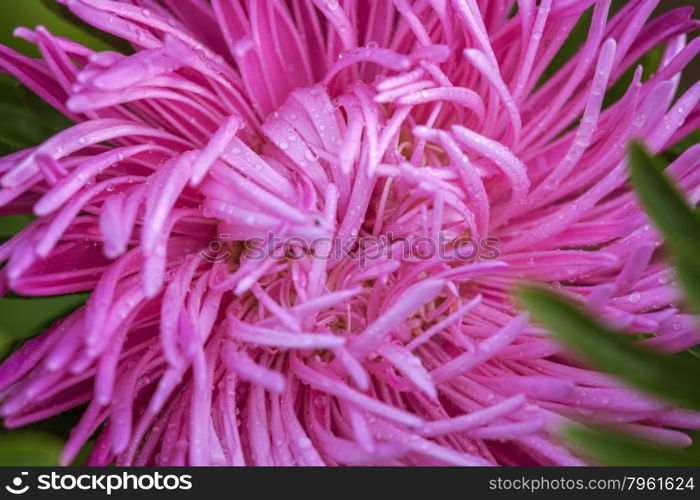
575, 136, 590, 147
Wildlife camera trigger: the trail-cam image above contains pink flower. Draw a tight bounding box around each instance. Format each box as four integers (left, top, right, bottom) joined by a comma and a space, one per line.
0, 0, 699, 466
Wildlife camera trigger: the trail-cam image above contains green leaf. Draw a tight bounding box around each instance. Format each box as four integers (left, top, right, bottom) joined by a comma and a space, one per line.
565, 426, 700, 466
602, 45, 664, 109
0, 0, 110, 56
39, 0, 132, 53
629, 143, 700, 247
629, 142, 700, 314
0, 431, 62, 466
0, 75, 72, 151
538, 7, 593, 87
518, 286, 700, 411
676, 259, 700, 319
664, 129, 700, 162
71, 441, 95, 466
0, 294, 89, 356
0, 214, 33, 237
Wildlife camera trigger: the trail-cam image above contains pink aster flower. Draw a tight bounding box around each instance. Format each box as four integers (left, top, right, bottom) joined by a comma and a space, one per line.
0, 0, 699, 466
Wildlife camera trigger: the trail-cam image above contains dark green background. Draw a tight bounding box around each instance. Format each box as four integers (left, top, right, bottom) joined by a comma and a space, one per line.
0, 0, 696, 466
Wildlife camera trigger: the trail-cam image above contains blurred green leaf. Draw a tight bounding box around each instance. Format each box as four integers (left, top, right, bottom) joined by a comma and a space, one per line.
0, 75, 72, 151
0, 405, 91, 464
0, 431, 62, 466
539, 1, 688, 103
39, 0, 132, 53
0, 294, 89, 357
629, 142, 700, 315
13, 405, 86, 441
665, 129, 700, 162
603, 45, 664, 109
629, 143, 700, 244
566, 426, 700, 466
71, 441, 95, 466
0, 214, 33, 237
518, 286, 700, 411
539, 7, 593, 87
676, 259, 700, 320
0, 0, 110, 56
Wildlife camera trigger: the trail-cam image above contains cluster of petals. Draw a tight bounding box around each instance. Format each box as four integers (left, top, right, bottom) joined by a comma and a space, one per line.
0, 0, 699, 466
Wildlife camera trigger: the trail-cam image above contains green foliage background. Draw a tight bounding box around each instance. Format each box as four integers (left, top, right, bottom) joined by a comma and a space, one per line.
0, 0, 696, 466
0, 0, 108, 466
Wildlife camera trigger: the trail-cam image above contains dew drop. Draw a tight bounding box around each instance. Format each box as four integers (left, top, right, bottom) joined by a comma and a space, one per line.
575, 136, 590, 147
